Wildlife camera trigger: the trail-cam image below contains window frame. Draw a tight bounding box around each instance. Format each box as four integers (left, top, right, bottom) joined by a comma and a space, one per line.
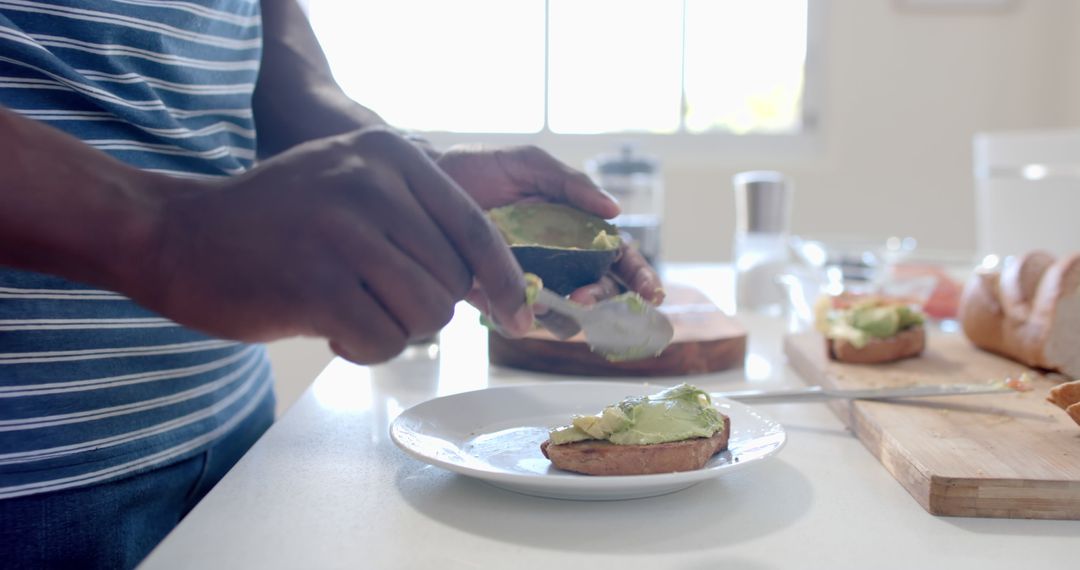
416, 0, 826, 164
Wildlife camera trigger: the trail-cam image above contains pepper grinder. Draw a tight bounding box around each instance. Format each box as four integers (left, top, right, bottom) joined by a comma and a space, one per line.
732, 171, 793, 314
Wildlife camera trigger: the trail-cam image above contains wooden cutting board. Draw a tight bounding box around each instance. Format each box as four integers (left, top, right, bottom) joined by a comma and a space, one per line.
784, 330, 1080, 519
489, 284, 746, 377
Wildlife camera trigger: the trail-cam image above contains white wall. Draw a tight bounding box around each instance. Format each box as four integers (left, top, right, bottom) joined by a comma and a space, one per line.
738, 0, 1073, 259
1065, 0, 1080, 125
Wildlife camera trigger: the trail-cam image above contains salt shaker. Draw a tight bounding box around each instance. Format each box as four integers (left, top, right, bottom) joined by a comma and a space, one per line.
585, 144, 664, 266
732, 170, 793, 314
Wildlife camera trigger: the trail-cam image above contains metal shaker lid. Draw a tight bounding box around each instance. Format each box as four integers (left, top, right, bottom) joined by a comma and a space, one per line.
593, 143, 658, 176
733, 170, 792, 234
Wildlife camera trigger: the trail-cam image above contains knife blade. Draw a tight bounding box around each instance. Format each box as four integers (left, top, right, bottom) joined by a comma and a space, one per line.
714, 383, 1017, 404
534, 288, 674, 360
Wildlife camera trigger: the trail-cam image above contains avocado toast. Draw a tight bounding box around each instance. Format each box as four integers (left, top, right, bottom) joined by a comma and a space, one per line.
541, 384, 730, 476
815, 294, 926, 364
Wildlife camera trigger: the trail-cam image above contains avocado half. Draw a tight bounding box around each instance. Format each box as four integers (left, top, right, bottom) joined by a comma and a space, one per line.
488, 203, 621, 296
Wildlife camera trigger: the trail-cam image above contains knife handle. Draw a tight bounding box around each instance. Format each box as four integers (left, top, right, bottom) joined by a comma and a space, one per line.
535, 311, 581, 340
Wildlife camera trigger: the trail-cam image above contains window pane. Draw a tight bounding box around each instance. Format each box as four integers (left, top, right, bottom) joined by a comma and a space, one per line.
684, 0, 807, 134
307, 0, 545, 133
548, 0, 683, 134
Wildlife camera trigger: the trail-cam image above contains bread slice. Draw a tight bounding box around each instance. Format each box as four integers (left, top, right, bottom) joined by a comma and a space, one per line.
960, 251, 1080, 378
827, 326, 925, 364
1048, 380, 1080, 427
540, 416, 730, 476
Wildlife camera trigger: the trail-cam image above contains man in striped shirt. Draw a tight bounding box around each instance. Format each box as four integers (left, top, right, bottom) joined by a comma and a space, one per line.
0, 1, 662, 568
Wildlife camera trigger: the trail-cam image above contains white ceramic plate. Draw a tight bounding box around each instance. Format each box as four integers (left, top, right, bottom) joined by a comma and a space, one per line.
390, 381, 787, 500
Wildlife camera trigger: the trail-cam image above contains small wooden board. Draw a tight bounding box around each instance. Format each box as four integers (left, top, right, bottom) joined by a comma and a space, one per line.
489, 284, 746, 377
784, 330, 1080, 519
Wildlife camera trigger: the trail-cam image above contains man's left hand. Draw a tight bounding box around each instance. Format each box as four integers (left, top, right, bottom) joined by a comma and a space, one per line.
437, 144, 665, 308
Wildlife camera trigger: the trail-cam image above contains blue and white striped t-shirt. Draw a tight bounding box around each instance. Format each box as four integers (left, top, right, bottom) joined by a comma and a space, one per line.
0, 0, 273, 499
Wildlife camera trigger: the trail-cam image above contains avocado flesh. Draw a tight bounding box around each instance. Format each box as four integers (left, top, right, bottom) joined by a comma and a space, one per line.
489, 203, 620, 250
523, 273, 543, 306
488, 203, 621, 296
548, 384, 725, 446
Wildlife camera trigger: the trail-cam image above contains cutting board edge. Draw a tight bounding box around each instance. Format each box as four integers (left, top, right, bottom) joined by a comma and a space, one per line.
785, 335, 937, 514
926, 476, 1080, 519
824, 392, 941, 515
489, 331, 748, 377
783, 331, 1080, 520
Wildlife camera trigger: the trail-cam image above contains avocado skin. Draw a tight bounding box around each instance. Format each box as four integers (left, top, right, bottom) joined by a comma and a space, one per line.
510, 246, 619, 296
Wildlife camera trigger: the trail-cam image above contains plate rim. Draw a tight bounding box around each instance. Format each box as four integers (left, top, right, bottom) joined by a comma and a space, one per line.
389, 380, 787, 492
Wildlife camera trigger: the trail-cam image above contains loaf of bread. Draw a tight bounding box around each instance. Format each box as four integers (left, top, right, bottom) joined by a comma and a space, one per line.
959, 251, 1080, 379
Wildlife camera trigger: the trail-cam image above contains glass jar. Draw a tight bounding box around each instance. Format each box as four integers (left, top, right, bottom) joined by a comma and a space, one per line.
585, 144, 664, 266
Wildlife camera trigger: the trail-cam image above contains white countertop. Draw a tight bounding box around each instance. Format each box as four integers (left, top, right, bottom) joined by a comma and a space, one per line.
140, 265, 1079, 570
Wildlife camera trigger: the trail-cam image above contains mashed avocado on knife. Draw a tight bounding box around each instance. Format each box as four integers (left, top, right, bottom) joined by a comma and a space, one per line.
598, 291, 662, 362
548, 383, 725, 446
815, 296, 924, 349
523, 272, 543, 306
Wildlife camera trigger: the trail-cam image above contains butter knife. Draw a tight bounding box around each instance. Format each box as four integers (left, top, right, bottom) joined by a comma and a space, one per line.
534, 288, 674, 360
714, 383, 1017, 404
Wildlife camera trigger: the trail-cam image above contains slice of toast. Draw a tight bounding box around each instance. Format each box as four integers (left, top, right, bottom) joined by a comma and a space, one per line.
827, 326, 925, 364
1048, 379, 1080, 427
540, 416, 730, 476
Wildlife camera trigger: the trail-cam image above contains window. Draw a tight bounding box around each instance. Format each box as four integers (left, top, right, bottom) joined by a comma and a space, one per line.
306, 0, 813, 136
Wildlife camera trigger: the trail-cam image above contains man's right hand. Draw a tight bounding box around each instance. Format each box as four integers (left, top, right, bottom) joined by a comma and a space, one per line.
130, 128, 533, 363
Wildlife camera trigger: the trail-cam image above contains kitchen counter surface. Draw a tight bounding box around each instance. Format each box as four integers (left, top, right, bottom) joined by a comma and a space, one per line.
140, 265, 1079, 570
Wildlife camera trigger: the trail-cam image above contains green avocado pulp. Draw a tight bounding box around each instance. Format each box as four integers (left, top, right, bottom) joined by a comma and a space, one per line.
488, 203, 621, 251
548, 383, 725, 446
523, 273, 543, 306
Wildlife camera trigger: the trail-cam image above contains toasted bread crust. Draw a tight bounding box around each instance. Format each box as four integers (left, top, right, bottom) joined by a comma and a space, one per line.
827, 326, 925, 364
1048, 380, 1080, 411
1067, 404, 1080, 427
541, 416, 731, 476
1048, 380, 1080, 427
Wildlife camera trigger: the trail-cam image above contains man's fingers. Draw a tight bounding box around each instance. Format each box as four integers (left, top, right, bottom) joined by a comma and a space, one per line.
340, 137, 473, 300
567, 245, 664, 306
499, 146, 620, 219
463, 283, 491, 316
568, 275, 621, 305
534, 311, 581, 340
383, 199, 473, 300
319, 285, 408, 364
386, 137, 534, 336
613, 244, 666, 304
333, 221, 458, 342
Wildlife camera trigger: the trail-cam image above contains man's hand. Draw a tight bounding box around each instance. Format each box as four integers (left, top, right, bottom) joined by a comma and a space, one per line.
437, 144, 665, 307
135, 129, 533, 363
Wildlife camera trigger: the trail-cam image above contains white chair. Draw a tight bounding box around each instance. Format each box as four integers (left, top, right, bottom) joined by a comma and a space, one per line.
973, 129, 1080, 259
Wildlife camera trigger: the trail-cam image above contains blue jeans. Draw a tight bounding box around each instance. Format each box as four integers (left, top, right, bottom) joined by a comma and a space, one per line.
0, 390, 275, 570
